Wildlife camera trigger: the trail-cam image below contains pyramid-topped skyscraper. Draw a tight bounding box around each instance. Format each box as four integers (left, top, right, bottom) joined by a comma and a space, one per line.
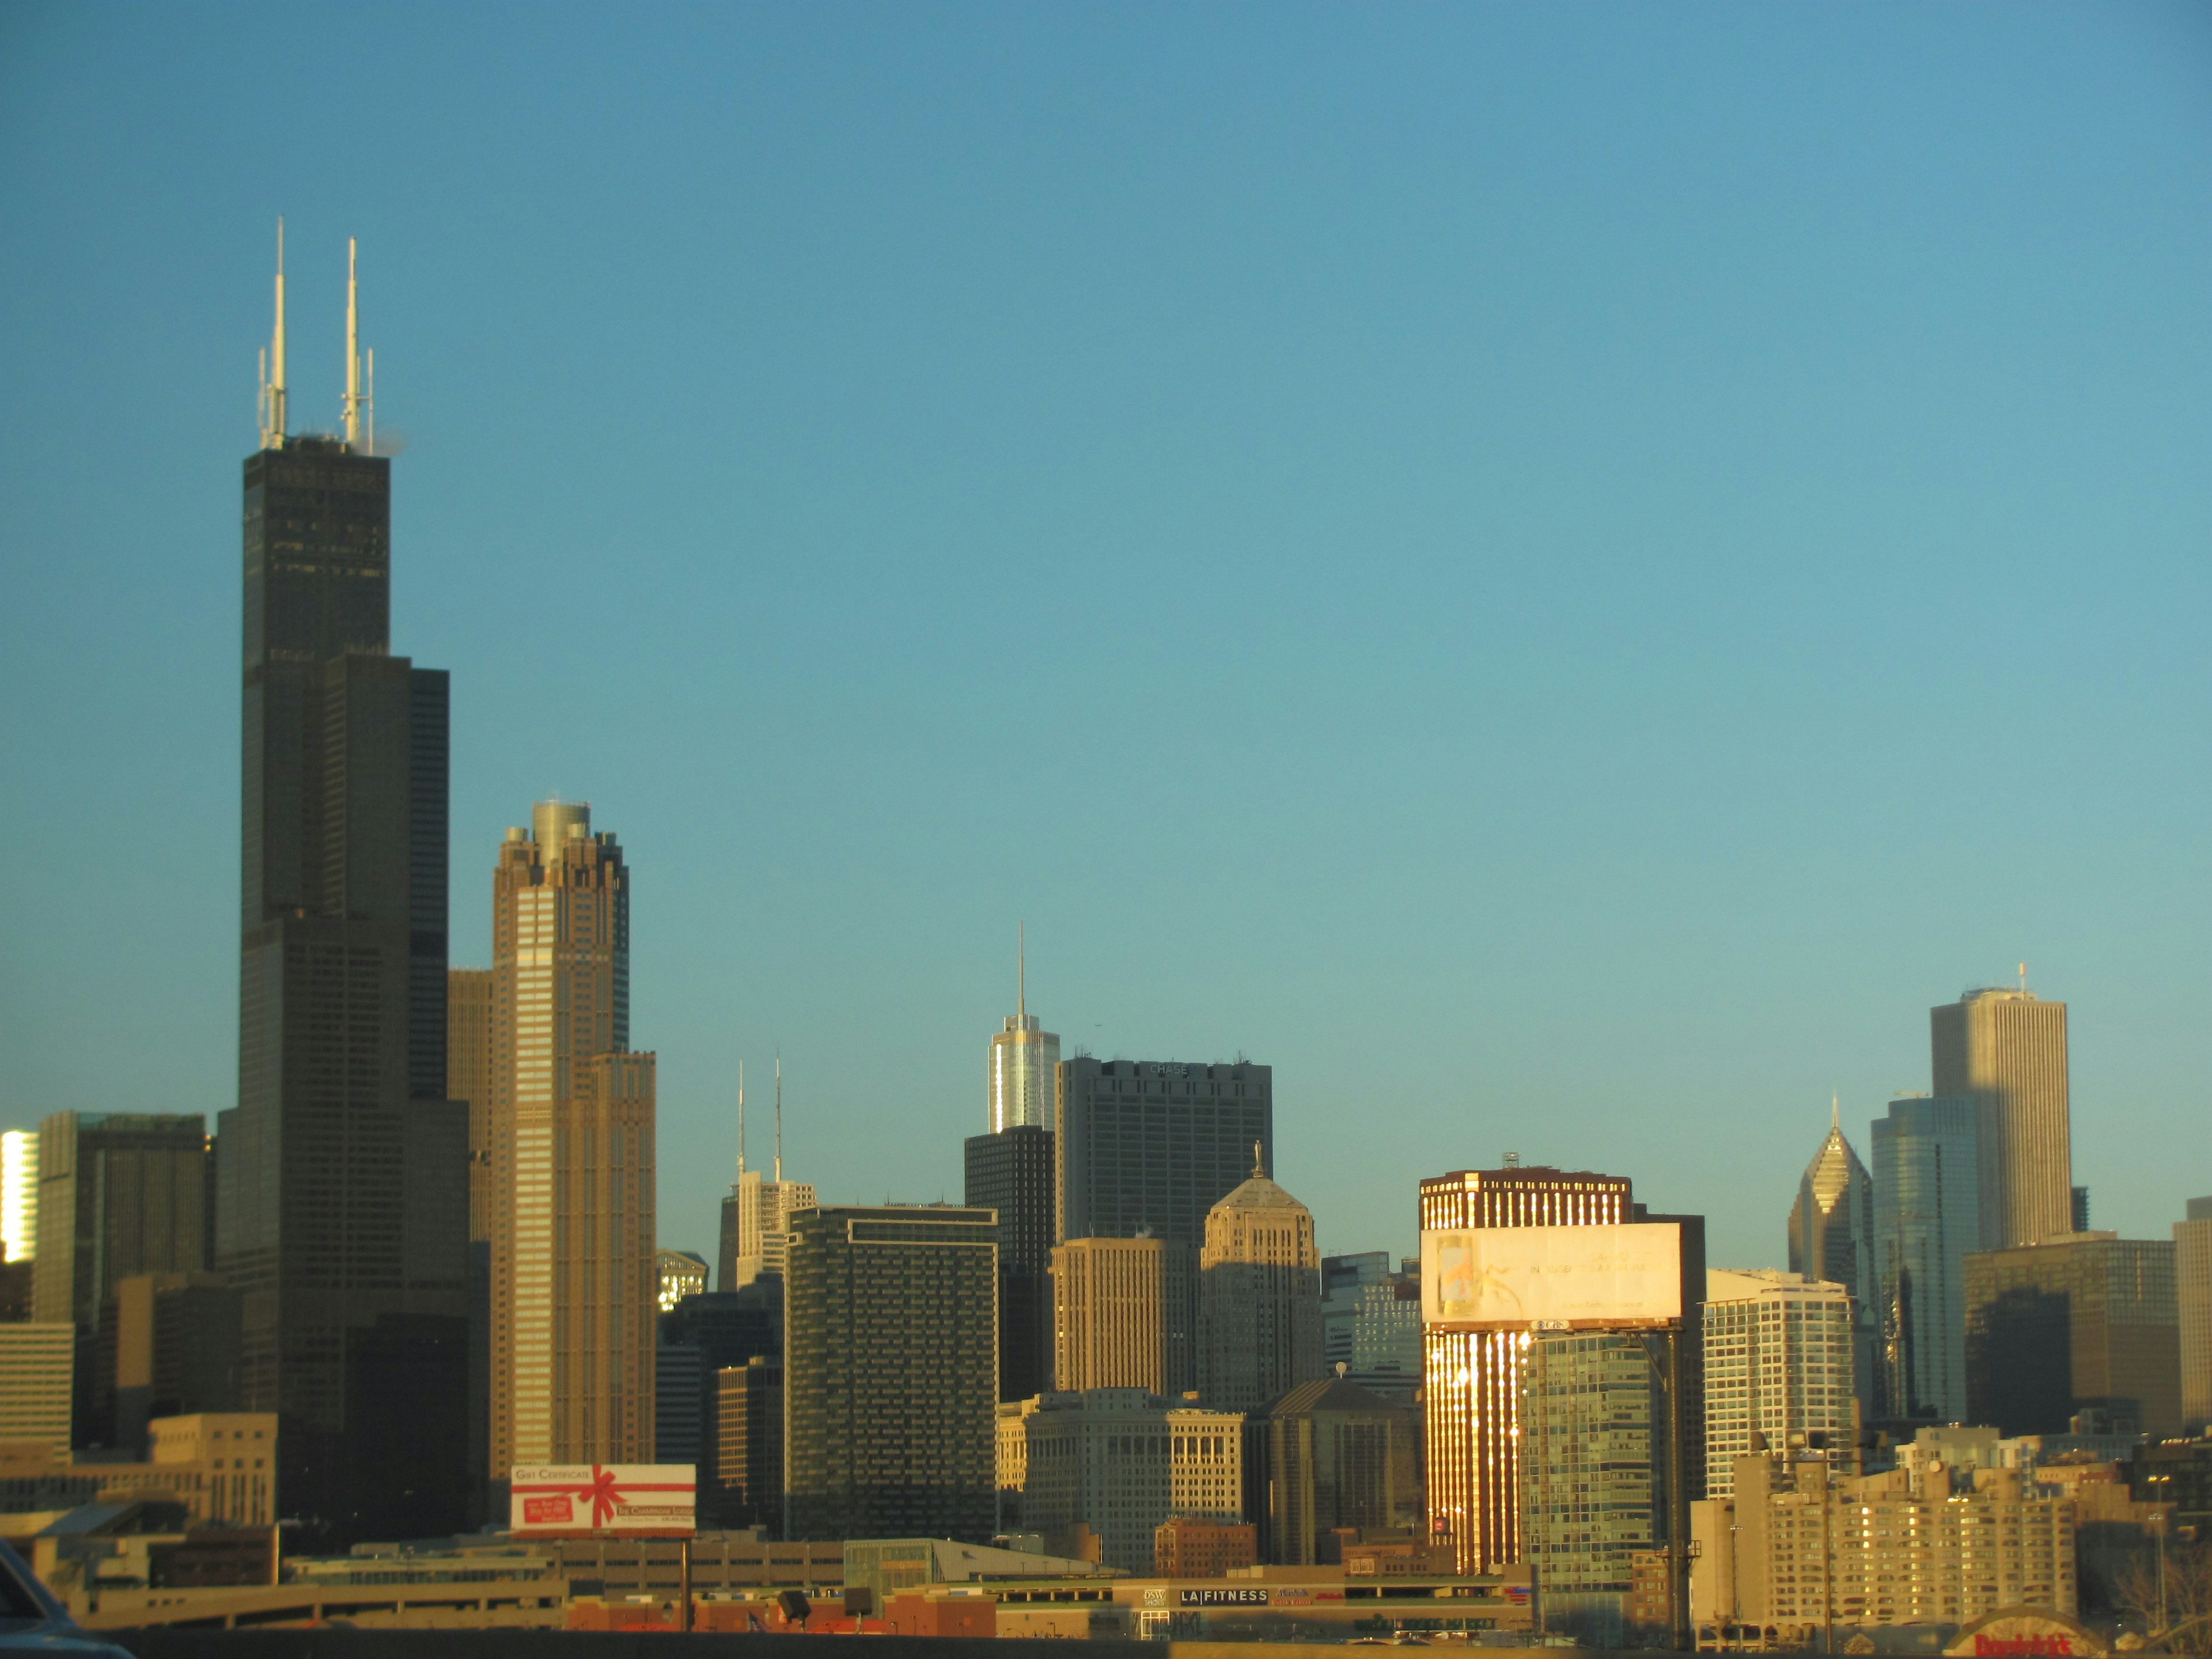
1787, 1102, 1876, 1414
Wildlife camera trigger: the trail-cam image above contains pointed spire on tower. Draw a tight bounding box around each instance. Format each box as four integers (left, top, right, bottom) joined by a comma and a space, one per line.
1017, 921, 1026, 1021
774, 1049, 783, 1183
258, 218, 288, 451
1832, 1092, 1841, 1134
736, 1060, 747, 1179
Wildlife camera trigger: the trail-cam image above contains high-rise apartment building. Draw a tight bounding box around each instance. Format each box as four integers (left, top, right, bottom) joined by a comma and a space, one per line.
0, 1323, 74, 1455
996, 1396, 1041, 1529
1870, 1096, 1978, 1425
1931, 987, 2071, 1249
32, 1113, 208, 1335
784, 1205, 997, 1543
657, 1250, 708, 1312
1056, 1059, 1271, 1248
1701, 1270, 1856, 1498
0, 1131, 35, 1328
1016, 1388, 1249, 1572
1786, 1111, 1875, 1415
1268, 1376, 1420, 1566
989, 937, 1059, 1134
1418, 1165, 1635, 1573
657, 1283, 780, 1528
222, 255, 467, 1543
33, 1112, 210, 1445
967, 1124, 1055, 1401
1198, 1161, 1323, 1412
722, 1173, 816, 1292
487, 802, 658, 1481
717, 1356, 782, 1531
2, 1129, 36, 1264
1521, 1332, 1667, 1643
1965, 1232, 2181, 1438
2177, 1196, 2212, 1434
446, 963, 497, 1525
1051, 1235, 1191, 1396
1694, 1455, 2075, 1633
446, 968, 496, 1240
1321, 1253, 1422, 1408
105, 1271, 243, 1456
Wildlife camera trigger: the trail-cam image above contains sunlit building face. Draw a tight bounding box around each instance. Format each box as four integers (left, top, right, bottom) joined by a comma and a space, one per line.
1418, 1166, 1633, 1573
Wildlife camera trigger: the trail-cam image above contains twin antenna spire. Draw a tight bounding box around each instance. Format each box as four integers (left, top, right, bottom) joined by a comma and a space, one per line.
736, 1052, 785, 1184
257, 218, 374, 454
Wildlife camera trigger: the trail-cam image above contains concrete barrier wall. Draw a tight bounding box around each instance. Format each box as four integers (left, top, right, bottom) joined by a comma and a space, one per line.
106, 1633, 1162, 1659
107, 1634, 1637, 1659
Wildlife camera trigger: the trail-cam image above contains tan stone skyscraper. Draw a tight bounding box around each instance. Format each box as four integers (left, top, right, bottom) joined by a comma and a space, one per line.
1197, 1157, 1322, 1411
1930, 984, 2070, 1248
1419, 1164, 1634, 1573
488, 801, 657, 1482
1051, 1234, 1191, 1393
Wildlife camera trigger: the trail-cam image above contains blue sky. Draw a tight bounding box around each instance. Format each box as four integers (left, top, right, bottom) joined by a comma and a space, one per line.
3, 2, 2208, 1270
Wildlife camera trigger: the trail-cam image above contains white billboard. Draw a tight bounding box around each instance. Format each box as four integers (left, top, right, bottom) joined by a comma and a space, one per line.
509, 1463, 696, 1537
1421, 1222, 1681, 1330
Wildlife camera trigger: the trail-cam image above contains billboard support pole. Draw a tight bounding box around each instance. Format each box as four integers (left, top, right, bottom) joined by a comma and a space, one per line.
680, 1536, 692, 1632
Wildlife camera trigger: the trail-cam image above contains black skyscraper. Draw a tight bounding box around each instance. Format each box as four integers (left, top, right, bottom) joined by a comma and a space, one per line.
220, 416, 468, 1544
965, 1123, 1053, 1400
1056, 1058, 1272, 1249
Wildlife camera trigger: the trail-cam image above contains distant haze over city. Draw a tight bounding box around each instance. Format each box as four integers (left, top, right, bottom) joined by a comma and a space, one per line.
3, 3, 2207, 1277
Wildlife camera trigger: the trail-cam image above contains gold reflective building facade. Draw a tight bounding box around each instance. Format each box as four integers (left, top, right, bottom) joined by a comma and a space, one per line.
487, 802, 657, 1480
1418, 1165, 1633, 1573
1051, 1234, 1190, 1395
1930, 988, 2070, 1250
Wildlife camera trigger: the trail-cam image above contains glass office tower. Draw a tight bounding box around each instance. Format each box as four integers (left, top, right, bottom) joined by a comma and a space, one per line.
1871, 1096, 1979, 1425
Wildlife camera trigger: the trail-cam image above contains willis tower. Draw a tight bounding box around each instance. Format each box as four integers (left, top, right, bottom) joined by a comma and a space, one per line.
219, 229, 468, 1543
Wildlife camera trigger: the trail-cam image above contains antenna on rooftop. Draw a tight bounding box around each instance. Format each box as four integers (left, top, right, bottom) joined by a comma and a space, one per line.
736, 1060, 747, 1179
258, 218, 288, 450
774, 1049, 783, 1183
343, 238, 374, 452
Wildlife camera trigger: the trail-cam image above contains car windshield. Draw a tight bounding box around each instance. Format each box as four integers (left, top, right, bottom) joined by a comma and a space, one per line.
0, 1544, 56, 1625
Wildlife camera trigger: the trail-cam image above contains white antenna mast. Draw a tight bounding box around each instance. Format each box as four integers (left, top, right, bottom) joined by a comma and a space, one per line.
259, 218, 288, 450
343, 238, 365, 451
1017, 921, 1026, 1021
774, 1050, 783, 1183
736, 1060, 747, 1179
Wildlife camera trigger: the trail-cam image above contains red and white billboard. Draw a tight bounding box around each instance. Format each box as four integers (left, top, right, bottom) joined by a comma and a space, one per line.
509, 1464, 696, 1537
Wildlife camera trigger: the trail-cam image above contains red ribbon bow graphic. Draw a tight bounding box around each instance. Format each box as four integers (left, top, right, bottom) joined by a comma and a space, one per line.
582, 1464, 624, 1529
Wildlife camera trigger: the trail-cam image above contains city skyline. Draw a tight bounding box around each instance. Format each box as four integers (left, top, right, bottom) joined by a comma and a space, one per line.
6, 3, 2210, 1279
